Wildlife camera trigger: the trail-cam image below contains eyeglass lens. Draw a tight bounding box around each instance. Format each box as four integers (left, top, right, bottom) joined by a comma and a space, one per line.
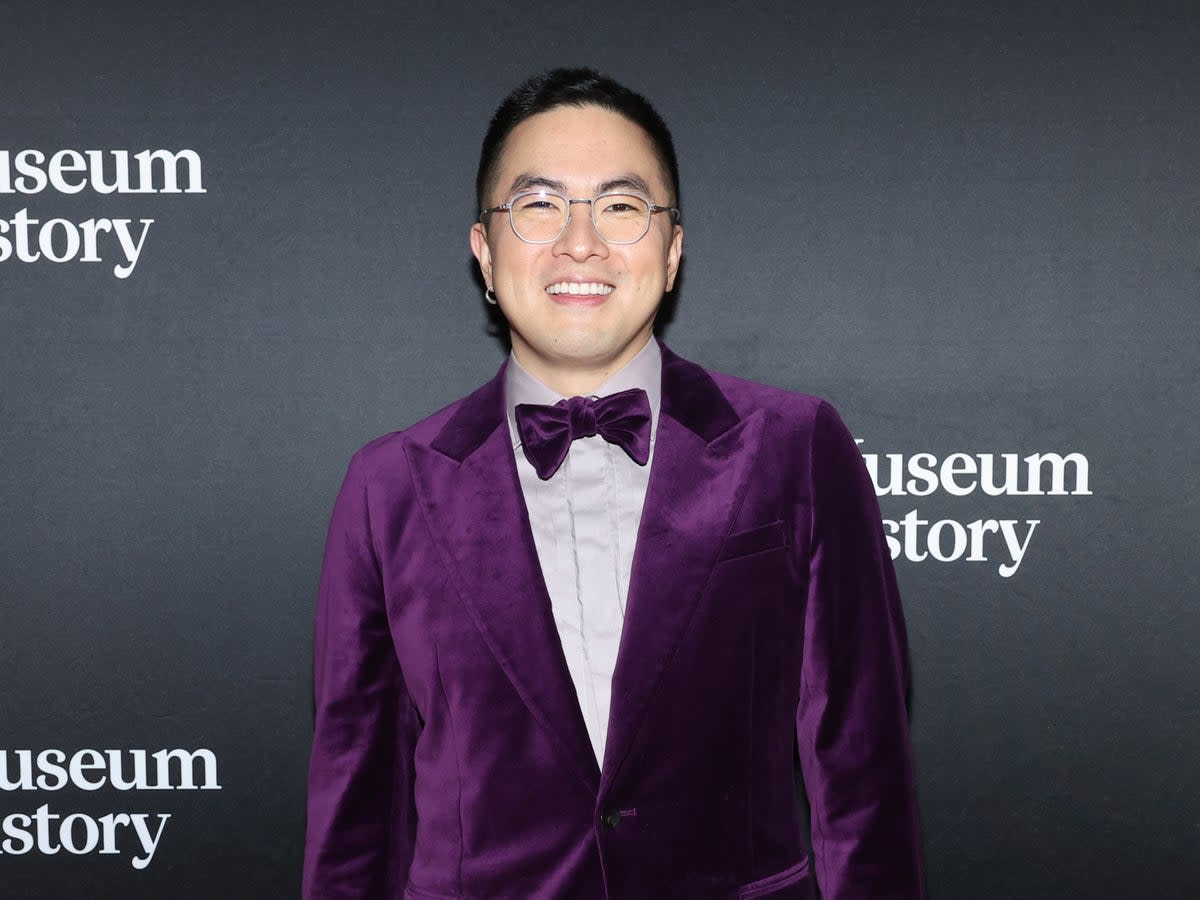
510, 193, 652, 243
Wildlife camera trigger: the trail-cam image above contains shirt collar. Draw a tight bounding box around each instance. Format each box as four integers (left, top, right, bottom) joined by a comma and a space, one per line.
504, 337, 663, 450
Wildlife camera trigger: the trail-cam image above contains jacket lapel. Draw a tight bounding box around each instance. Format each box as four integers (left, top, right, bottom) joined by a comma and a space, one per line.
601, 344, 764, 786
406, 365, 601, 794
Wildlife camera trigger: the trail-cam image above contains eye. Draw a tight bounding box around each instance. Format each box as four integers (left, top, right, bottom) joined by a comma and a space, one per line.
597, 195, 650, 217
513, 194, 565, 216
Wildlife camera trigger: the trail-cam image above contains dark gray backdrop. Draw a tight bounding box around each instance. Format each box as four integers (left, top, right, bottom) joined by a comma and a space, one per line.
2, 1, 1197, 897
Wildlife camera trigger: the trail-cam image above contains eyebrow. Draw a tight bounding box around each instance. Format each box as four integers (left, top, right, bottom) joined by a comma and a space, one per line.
596, 173, 654, 196
506, 172, 657, 198
508, 173, 569, 194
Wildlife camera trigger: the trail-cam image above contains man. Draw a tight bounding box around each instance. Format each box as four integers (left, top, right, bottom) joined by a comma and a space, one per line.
304, 68, 925, 900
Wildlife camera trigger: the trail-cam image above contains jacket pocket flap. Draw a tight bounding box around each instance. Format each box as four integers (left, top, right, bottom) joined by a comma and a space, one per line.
718, 519, 788, 562
735, 856, 812, 899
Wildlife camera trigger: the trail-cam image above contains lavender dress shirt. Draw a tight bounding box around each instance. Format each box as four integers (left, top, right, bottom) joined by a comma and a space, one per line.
503, 337, 662, 767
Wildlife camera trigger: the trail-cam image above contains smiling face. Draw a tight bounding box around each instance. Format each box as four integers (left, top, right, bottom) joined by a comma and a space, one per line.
470, 104, 683, 394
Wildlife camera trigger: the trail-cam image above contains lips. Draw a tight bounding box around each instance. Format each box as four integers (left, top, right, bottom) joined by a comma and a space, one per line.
545, 281, 615, 296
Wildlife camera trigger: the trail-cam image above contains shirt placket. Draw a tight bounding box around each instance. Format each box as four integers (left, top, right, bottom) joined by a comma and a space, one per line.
565, 435, 623, 767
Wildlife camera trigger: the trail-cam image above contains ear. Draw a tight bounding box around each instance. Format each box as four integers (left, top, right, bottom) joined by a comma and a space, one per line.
664, 223, 683, 292
470, 221, 493, 288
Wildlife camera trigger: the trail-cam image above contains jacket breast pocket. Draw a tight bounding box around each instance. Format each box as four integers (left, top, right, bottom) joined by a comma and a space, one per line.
404, 884, 455, 900
734, 857, 813, 899
717, 519, 788, 563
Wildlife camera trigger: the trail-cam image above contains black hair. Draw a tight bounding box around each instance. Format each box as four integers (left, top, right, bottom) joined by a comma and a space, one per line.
476, 67, 680, 212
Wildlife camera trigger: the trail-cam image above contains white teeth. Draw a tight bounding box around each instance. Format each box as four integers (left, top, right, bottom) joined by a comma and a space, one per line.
546, 282, 615, 295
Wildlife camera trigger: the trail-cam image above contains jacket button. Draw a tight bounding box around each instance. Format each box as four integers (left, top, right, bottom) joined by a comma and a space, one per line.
600, 809, 621, 829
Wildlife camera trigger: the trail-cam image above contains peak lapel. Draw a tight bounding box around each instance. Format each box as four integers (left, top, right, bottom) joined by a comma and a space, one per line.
407, 367, 601, 794
601, 346, 765, 786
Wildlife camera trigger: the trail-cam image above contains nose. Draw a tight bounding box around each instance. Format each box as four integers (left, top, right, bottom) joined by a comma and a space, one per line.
553, 199, 609, 261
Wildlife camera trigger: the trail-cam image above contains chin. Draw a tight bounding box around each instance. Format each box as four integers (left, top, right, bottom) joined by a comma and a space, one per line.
548, 340, 619, 365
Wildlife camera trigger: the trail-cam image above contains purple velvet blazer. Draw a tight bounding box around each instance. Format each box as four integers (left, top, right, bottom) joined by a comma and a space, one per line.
303, 342, 925, 900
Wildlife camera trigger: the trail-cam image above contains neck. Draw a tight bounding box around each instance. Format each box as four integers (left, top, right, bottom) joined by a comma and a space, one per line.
512, 336, 653, 397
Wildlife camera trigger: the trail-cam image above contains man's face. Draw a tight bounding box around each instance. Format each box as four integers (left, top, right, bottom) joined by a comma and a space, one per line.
470, 104, 683, 385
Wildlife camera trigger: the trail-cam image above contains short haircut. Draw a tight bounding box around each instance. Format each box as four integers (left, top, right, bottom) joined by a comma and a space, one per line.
476, 67, 680, 212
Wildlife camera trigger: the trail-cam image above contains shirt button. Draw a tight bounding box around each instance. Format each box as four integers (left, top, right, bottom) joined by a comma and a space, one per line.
600, 809, 621, 829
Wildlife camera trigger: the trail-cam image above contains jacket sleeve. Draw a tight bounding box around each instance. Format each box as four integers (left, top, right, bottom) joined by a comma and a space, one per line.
795, 401, 926, 899
303, 450, 420, 899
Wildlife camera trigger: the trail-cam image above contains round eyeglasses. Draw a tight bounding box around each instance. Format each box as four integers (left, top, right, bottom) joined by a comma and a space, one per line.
479, 190, 679, 245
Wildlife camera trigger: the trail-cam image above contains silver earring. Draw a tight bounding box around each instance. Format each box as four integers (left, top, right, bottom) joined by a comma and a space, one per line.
484, 287, 498, 305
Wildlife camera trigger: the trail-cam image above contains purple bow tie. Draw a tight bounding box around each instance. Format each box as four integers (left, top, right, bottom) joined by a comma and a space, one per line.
514, 388, 652, 480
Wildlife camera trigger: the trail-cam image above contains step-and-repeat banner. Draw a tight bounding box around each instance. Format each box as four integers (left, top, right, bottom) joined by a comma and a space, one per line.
3, 3, 1196, 898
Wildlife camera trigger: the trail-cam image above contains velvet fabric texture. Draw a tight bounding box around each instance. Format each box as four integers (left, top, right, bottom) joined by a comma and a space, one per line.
514, 387, 652, 480
304, 341, 925, 900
